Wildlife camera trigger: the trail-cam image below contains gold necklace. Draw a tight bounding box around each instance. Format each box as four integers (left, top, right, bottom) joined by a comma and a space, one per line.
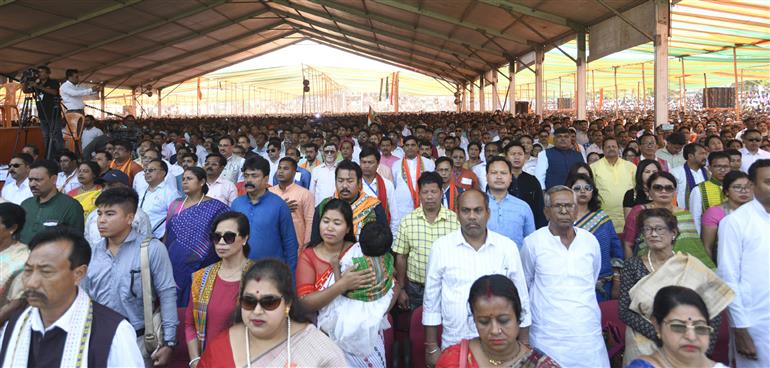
484, 341, 522, 366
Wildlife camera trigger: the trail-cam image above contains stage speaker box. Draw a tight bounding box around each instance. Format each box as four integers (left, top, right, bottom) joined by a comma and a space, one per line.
557, 98, 573, 109
703, 87, 735, 108
515, 101, 529, 114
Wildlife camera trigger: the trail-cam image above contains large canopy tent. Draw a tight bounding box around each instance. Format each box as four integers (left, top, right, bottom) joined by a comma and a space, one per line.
0, 0, 768, 122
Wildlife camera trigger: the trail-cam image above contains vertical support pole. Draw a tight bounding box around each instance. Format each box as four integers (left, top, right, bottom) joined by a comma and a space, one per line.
576, 32, 586, 119
680, 57, 686, 114
703, 73, 709, 109
479, 73, 486, 112
394, 72, 399, 113
733, 46, 740, 119
508, 61, 516, 114
99, 88, 105, 119
469, 80, 475, 112
491, 71, 500, 111
654, 0, 670, 126
613, 66, 619, 118
462, 82, 468, 112
535, 46, 544, 116
131, 88, 137, 117
642, 63, 647, 112
156, 88, 162, 117
456, 83, 462, 113
637, 81, 641, 113
592, 70, 596, 111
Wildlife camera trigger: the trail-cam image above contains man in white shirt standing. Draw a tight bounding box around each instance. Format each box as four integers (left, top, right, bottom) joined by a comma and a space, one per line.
739, 129, 770, 173
718, 159, 770, 368
79, 115, 103, 152
55, 150, 80, 194
670, 143, 709, 208
137, 159, 179, 238
204, 153, 237, 206
359, 145, 398, 235
59, 69, 100, 113
521, 185, 609, 368
423, 189, 531, 366
310, 142, 339, 206
218, 136, 244, 183
1, 153, 34, 204
392, 136, 435, 229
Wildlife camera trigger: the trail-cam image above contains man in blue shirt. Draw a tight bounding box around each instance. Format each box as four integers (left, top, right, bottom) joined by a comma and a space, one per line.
271, 146, 311, 189
231, 156, 298, 273
486, 157, 535, 248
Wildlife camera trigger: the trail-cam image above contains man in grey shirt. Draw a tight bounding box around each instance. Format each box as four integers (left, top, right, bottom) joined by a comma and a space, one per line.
80, 186, 177, 367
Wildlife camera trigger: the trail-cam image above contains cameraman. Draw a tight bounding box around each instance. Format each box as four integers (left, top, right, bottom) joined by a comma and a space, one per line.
60, 68, 100, 114
28, 65, 62, 158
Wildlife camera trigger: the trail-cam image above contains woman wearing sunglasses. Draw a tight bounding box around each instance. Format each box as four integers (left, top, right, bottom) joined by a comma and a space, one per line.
622, 172, 715, 269
565, 173, 624, 301
186, 212, 253, 368
198, 259, 346, 367
627, 286, 730, 368
623, 160, 662, 221
296, 199, 387, 367
619, 208, 731, 365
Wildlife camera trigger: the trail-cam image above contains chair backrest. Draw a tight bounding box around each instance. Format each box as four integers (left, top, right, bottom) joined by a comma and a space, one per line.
711, 310, 730, 365
410, 306, 442, 368
599, 300, 626, 360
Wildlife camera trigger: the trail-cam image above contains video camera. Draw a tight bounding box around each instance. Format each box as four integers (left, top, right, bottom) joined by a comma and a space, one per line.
19, 67, 40, 93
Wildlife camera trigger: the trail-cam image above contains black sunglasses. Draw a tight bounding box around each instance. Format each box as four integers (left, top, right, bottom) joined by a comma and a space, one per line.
240, 294, 283, 311
651, 184, 676, 193
9, 163, 23, 168
210, 231, 238, 245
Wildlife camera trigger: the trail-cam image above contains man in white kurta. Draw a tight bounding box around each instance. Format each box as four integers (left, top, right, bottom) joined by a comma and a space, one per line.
670, 143, 709, 208
392, 136, 435, 230
521, 186, 609, 368
717, 160, 770, 367
422, 190, 531, 353
309, 145, 338, 206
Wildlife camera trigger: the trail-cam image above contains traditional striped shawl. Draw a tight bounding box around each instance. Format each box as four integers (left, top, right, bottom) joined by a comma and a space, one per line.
575, 209, 611, 234
698, 178, 725, 212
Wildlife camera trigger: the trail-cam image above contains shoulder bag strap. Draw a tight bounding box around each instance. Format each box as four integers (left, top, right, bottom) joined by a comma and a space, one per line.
139, 237, 156, 341
459, 339, 469, 368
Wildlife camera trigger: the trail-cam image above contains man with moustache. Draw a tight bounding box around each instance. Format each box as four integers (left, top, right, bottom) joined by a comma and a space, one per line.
204, 153, 238, 206
591, 137, 637, 233
671, 143, 709, 208
0, 227, 143, 366
1, 153, 34, 205
19, 160, 84, 244
309, 160, 389, 244
269, 157, 315, 247
231, 157, 298, 272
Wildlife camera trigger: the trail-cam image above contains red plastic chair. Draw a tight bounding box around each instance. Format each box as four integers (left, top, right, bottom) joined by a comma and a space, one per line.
409, 306, 442, 368
599, 300, 626, 363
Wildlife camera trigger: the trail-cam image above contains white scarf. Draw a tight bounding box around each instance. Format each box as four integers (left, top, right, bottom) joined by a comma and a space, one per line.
2, 288, 93, 368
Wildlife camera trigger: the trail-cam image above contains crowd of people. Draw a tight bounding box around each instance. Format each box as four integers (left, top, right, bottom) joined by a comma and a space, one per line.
0, 108, 768, 368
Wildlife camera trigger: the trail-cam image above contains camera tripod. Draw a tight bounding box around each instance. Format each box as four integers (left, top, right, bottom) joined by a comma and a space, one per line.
12, 92, 38, 157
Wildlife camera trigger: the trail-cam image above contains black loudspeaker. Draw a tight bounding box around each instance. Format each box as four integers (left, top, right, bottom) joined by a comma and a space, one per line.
703, 87, 735, 108
515, 101, 529, 114
557, 98, 572, 109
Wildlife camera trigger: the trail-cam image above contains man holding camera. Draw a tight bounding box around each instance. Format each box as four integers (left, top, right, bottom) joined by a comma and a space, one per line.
59, 69, 100, 114
27, 66, 62, 159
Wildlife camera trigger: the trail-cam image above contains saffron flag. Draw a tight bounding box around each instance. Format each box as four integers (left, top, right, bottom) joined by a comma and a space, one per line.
367, 106, 378, 126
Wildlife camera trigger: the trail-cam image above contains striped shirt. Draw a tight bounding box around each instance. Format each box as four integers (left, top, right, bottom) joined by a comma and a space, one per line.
392, 207, 458, 284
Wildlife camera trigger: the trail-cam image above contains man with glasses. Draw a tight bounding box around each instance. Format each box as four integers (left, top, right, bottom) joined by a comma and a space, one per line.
739, 129, 770, 173
671, 143, 709, 209
266, 140, 282, 185
718, 159, 770, 368
310, 142, 339, 206
218, 136, 244, 183
132, 148, 178, 194
535, 127, 585, 190
521, 186, 609, 368
689, 151, 732, 234
591, 137, 637, 233
137, 159, 178, 239
634, 133, 669, 172
82, 187, 178, 367
1, 153, 34, 204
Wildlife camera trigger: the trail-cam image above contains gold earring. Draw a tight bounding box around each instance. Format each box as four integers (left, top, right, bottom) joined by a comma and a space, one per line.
285, 307, 290, 317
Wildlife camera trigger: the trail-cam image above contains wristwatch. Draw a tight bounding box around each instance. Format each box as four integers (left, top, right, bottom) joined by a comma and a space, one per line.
163, 341, 177, 348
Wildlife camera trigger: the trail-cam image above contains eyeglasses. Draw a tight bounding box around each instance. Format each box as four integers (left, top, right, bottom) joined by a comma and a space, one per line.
210, 231, 238, 245
651, 184, 676, 193
664, 320, 713, 336
572, 184, 593, 192
324, 150, 336, 154
144, 168, 159, 173
746, 138, 762, 142
9, 163, 23, 168
240, 294, 283, 311
269, 149, 278, 153
642, 226, 669, 235
730, 185, 751, 192
550, 203, 575, 211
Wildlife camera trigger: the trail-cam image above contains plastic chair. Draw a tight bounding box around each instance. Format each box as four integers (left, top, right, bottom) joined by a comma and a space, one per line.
599, 300, 626, 364
409, 306, 442, 368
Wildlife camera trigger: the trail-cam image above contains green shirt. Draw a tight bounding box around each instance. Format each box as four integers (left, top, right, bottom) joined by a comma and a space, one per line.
20, 192, 85, 244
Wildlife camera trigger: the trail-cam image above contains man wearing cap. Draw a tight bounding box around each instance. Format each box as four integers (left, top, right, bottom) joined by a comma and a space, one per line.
535, 127, 585, 190
83, 169, 152, 246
